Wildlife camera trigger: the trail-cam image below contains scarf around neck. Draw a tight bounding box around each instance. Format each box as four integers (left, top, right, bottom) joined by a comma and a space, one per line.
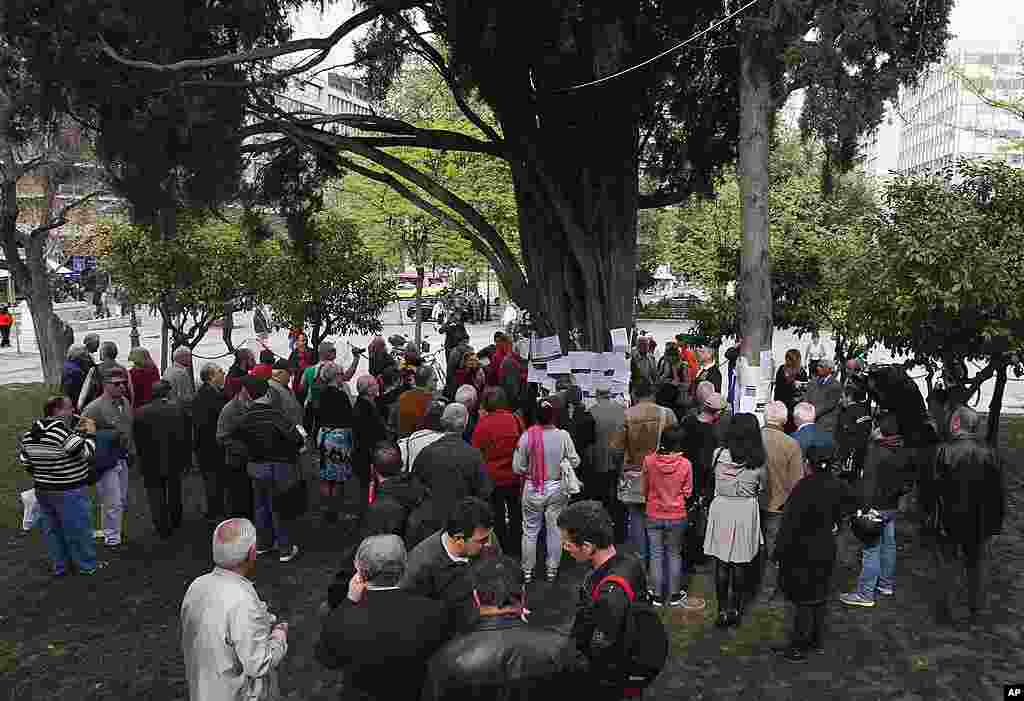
527, 425, 549, 491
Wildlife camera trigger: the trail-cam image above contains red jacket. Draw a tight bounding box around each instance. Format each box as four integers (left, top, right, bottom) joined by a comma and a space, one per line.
0, 312, 13, 328
130, 366, 161, 409
643, 452, 693, 521
251, 364, 274, 380
472, 409, 525, 488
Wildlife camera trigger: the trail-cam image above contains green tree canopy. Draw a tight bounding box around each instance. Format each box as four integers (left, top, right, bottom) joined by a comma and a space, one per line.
97, 213, 263, 349
856, 159, 1024, 441
257, 211, 395, 350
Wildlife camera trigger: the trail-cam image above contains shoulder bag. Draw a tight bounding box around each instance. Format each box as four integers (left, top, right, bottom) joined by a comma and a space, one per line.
560, 429, 583, 496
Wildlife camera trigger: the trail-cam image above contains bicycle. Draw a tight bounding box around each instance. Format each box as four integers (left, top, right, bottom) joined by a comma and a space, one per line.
422, 347, 447, 389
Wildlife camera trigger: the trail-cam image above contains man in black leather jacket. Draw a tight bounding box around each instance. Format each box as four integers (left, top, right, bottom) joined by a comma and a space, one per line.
919, 406, 1005, 624
421, 556, 584, 701
559, 500, 648, 701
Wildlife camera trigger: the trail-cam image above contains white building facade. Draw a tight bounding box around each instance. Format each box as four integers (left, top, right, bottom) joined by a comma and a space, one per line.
893, 39, 1024, 176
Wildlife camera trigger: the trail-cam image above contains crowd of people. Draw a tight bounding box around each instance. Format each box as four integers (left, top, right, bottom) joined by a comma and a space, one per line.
15, 324, 1009, 698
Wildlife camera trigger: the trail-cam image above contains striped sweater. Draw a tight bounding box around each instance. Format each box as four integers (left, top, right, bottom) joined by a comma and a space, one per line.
19, 419, 96, 491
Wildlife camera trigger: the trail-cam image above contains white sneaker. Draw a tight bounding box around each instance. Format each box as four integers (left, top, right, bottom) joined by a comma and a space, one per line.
278, 545, 300, 563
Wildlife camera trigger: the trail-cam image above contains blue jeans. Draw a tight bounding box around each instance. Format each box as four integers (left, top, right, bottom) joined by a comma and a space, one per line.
857, 509, 897, 600
647, 518, 687, 600
626, 503, 648, 562
249, 462, 293, 550
36, 488, 97, 575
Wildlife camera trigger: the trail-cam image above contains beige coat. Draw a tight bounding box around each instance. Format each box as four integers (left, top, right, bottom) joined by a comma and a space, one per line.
760, 426, 805, 513
181, 568, 287, 701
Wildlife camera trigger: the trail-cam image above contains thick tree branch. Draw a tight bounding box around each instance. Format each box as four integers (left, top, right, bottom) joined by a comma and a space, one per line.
29, 190, 106, 238
387, 13, 502, 143
280, 119, 523, 282
639, 187, 692, 209
337, 154, 512, 281
98, 1, 418, 74
244, 114, 504, 154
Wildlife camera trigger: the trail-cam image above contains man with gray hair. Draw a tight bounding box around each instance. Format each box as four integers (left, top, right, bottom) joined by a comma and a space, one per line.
317, 534, 448, 700
921, 405, 1005, 624
803, 357, 842, 444
792, 401, 833, 459
163, 346, 196, 406
758, 401, 805, 602
454, 384, 479, 442
412, 403, 493, 537
182, 518, 289, 701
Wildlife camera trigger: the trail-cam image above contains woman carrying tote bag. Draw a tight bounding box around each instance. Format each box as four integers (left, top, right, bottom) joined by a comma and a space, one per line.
513, 400, 580, 583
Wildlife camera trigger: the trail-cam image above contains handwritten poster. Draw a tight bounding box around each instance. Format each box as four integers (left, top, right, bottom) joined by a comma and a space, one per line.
546, 356, 571, 375
610, 328, 630, 353
530, 335, 563, 362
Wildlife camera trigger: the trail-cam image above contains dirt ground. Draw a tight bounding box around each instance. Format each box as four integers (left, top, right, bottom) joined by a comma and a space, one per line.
2, 431, 1022, 701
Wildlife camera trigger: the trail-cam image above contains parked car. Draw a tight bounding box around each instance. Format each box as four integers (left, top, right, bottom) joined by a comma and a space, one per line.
406, 298, 438, 321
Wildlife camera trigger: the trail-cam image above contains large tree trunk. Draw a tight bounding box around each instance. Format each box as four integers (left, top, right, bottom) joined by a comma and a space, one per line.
509, 116, 639, 352
736, 39, 774, 404
986, 358, 1008, 446
23, 234, 73, 385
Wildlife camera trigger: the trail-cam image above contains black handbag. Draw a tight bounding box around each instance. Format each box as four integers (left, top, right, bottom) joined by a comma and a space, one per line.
851, 508, 884, 545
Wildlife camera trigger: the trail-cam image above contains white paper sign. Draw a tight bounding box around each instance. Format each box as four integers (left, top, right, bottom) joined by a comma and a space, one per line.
568, 351, 595, 370
606, 353, 629, 380
527, 364, 548, 385
573, 372, 594, 392
739, 386, 757, 415
546, 356, 571, 375
541, 377, 558, 393
610, 328, 630, 353
530, 335, 563, 362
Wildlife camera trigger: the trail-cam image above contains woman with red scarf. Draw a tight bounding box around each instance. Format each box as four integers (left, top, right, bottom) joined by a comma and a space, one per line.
288, 332, 316, 403
512, 400, 580, 583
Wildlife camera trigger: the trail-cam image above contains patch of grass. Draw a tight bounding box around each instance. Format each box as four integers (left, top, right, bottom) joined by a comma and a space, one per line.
659, 573, 716, 655
0, 639, 19, 675
0, 383, 56, 530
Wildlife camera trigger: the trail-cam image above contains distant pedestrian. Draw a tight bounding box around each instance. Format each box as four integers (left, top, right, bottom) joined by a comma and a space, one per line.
0, 304, 13, 347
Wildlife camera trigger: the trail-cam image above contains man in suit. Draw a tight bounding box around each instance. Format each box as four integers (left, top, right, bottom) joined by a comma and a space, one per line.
803, 358, 843, 445
317, 535, 449, 700
792, 402, 834, 461
133, 380, 192, 537
193, 363, 229, 523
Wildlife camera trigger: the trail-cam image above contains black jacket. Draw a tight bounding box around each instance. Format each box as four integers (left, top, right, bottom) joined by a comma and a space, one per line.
422, 615, 584, 701
860, 438, 915, 510
412, 433, 493, 531
572, 552, 647, 682
316, 386, 354, 429
774, 470, 858, 604
235, 400, 303, 464
132, 399, 192, 481
192, 383, 227, 467
695, 364, 723, 394
400, 530, 478, 633
353, 396, 388, 477
921, 435, 1005, 546
365, 473, 430, 538
316, 588, 449, 701
681, 415, 719, 499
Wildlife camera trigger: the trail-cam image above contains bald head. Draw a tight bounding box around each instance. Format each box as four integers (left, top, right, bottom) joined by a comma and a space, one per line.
356, 374, 377, 396
950, 405, 981, 436
212, 518, 257, 569
695, 381, 715, 406
764, 401, 788, 427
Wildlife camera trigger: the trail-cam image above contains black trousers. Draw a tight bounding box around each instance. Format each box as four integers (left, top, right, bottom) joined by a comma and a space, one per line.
200, 459, 227, 520
934, 538, 991, 618
586, 470, 624, 542
715, 559, 752, 614
491, 485, 523, 556
145, 472, 183, 537
223, 469, 254, 520
792, 602, 828, 649
0, 325, 10, 346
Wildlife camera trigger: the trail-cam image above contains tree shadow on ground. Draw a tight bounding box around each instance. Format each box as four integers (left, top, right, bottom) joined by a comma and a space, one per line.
2, 424, 1023, 700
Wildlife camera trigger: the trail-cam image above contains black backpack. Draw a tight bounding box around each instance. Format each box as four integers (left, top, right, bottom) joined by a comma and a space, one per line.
590, 574, 669, 689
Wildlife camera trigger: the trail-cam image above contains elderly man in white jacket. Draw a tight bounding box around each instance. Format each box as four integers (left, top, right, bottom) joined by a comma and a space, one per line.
181, 518, 289, 701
